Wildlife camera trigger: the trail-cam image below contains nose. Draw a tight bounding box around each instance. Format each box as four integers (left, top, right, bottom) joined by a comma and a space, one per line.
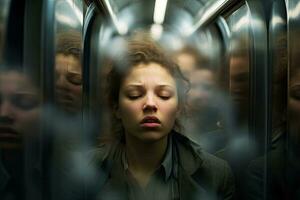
143, 93, 158, 113
0, 101, 14, 124
55, 74, 69, 91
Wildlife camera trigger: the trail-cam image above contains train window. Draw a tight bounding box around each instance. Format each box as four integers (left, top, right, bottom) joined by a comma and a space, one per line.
218, 2, 268, 199
226, 4, 251, 135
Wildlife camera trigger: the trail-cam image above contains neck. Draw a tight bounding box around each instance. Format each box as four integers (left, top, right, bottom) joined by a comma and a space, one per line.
125, 133, 169, 187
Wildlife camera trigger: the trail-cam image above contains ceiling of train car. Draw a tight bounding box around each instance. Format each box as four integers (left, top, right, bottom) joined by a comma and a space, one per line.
109, 0, 208, 16
99, 0, 218, 37
96, 0, 221, 54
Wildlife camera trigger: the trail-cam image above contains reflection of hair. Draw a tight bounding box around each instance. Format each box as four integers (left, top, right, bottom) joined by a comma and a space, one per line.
55, 31, 82, 60
174, 45, 209, 69
104, 33, 190, 141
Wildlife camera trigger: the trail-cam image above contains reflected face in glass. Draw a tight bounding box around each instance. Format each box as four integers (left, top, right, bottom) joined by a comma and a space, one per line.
229, 55, 249, 104
176, 53, 197, 78
55, 53, 82, 114
289, 70, 300, 148
0, 71, 40, 149
229, 54, 250, 124
117, 63, 179, 143
289, 71, 300, 114
188, 69, 215, 110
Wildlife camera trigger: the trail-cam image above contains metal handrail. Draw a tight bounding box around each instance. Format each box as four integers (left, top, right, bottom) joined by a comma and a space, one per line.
187, 0, 241, 35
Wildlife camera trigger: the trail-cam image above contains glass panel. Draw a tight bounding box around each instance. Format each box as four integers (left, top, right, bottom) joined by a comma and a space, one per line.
50, 1, 84, 198
287, 0, 300, 198
220, 4, 253, 199
267, 0, 288, 198
227, 4, 250, 131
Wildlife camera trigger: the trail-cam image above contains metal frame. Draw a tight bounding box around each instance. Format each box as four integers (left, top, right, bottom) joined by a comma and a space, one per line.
82, 2, 99, 144
187, 0, 242, 35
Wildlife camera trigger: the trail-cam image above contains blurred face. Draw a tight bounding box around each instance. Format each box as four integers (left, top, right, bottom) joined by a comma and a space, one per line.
229, 56, 249, 104
289, 69, 300, 152
117, 63, 179, 143
0, 71, 40, 149
55, 53, 82, 114
229, 55, 250, 123
176, 53, 197, 78
188, 69, 215, 110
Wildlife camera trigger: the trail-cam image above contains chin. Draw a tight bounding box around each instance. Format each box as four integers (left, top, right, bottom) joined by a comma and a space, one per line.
137, 131, 169, 143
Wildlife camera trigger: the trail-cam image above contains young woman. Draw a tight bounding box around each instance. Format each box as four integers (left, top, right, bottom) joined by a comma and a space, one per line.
71, 34, 235, 200
0, 68, 41, 200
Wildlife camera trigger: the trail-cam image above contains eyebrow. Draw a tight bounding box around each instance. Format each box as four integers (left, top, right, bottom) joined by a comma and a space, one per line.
125, 84, 175, 89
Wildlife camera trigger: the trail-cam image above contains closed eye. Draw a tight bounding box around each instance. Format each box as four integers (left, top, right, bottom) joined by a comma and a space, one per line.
159, 95, 171, 100
127, 95, 142, 100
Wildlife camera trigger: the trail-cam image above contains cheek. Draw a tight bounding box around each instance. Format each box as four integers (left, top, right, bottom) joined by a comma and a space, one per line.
70, 85, 82, 95
16, 109, 40, 135
160, 100, 179, 122
119, 100, 141, 121
289, 99, 300, 119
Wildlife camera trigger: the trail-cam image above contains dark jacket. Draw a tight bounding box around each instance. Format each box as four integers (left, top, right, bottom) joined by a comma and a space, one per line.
0, 152, 42, 200
63, 132, 235, 200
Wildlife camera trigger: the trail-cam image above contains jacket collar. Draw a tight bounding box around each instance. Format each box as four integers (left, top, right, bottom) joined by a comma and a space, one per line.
94, 132, 207, 199
172, 132, 215, 200
172, 131, 204, 175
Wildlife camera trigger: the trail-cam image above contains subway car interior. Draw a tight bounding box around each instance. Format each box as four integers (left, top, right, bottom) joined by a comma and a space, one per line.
0, 0, 298, 199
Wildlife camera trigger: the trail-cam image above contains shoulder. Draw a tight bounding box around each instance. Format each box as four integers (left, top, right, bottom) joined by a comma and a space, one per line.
88, 141, 122, 166
173, 132, 235, 198
173, 131, 231, 172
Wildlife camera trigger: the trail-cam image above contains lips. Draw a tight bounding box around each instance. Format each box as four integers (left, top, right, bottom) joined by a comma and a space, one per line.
140, 116, 161, 128
0, 127, 20, 139
141, 116, 161, 124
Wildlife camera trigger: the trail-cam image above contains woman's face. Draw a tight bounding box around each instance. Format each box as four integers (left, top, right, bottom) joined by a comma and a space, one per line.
117, 62, 179, 143
0, 71, 41, 149
55, 53, 82, 114
289, 70, 300, 117
289, 69, 300, 152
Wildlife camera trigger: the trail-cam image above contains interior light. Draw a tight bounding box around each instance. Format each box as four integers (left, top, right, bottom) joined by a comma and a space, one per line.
150, 23, 163, 39
103, 0, 128, 35
153, 0, 168, 24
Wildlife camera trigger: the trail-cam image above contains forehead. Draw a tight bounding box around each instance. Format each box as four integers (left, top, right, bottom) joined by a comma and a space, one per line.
122, 62, 176, 85
0, 71, 37, 93
55, 53, 81, 73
